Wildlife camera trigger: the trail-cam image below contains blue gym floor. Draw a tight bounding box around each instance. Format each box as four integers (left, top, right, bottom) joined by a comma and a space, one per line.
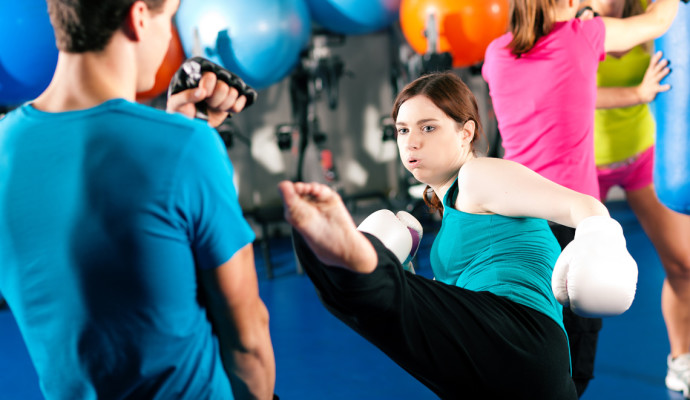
0, 200, 685, 399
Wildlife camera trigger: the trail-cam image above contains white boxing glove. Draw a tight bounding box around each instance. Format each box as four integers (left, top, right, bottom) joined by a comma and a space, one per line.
552, 216, 638, 318
357, 210, 423, 273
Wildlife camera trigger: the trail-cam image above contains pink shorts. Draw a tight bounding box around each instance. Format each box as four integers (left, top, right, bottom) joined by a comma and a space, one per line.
597, 146, 654, 200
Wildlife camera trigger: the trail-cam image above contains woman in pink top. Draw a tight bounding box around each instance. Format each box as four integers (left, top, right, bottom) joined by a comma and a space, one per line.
482, 0, 682, 397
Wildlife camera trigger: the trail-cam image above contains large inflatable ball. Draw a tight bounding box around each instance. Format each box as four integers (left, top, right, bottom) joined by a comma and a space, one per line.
0, 1, 58, 106
305, 0, 401, 35
400, 0, 509, 68
652, 5, 690, 215
175, 0, 311, 90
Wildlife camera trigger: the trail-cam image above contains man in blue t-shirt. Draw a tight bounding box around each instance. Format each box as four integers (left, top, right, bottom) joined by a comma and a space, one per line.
0, 0, 275, 399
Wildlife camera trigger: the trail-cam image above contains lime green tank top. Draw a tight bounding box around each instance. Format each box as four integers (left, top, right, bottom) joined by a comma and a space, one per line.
594, 45, 655, 165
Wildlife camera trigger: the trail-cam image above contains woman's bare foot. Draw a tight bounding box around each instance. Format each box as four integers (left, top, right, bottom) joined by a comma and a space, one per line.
278, 181, 377, 273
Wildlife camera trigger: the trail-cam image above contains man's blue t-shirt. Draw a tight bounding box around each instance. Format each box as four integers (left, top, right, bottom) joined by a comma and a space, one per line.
0, 99, 255, 399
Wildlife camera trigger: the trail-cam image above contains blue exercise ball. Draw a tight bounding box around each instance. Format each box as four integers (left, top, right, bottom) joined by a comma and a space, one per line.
305, 0, 401, 35
175, 0, 311, 90
0, 1, 58, 106
652, 5, 690, 215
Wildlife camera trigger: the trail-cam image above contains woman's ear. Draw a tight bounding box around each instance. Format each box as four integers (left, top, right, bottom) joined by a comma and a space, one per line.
461, 120, 476, 143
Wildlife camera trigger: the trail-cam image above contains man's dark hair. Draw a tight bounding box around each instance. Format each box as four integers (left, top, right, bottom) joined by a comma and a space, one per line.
47, 0, 167, 52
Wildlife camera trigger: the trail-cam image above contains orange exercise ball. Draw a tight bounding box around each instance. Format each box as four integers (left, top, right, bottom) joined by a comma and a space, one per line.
400, 0, 509, 68
136, 26, 186, 102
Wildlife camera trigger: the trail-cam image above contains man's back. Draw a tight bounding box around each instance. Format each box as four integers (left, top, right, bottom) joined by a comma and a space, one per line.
0, 99, 254, 399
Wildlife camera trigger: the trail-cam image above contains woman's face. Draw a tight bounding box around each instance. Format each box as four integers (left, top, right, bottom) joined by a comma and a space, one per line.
586, 0, 625, 17
395, 95, 470, 187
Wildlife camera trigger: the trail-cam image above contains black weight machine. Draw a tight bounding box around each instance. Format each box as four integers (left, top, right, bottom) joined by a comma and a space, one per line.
277, 30, 346, 185
251, 30, 349, 278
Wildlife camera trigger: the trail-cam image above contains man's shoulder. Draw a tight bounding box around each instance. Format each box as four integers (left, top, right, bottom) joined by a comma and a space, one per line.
109, 100, 212, 134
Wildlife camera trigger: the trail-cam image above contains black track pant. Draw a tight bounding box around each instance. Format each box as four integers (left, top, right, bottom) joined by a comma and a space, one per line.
293, 230, 577, 400
549, 223, 603, 398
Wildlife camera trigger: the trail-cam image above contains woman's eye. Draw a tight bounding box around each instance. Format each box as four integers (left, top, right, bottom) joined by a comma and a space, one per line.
397, 128, 409, 135
422, 125, 435, 133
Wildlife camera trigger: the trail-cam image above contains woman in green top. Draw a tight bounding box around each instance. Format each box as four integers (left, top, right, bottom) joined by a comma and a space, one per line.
584, 0, 690, 396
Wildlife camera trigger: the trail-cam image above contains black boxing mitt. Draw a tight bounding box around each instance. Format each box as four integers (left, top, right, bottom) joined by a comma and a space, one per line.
168, 57, 258, 119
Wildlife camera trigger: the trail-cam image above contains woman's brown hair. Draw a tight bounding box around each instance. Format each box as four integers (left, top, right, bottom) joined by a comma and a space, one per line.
507, 0, 559, 57
391, 72, 484, 217
624, 0, 646, 18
